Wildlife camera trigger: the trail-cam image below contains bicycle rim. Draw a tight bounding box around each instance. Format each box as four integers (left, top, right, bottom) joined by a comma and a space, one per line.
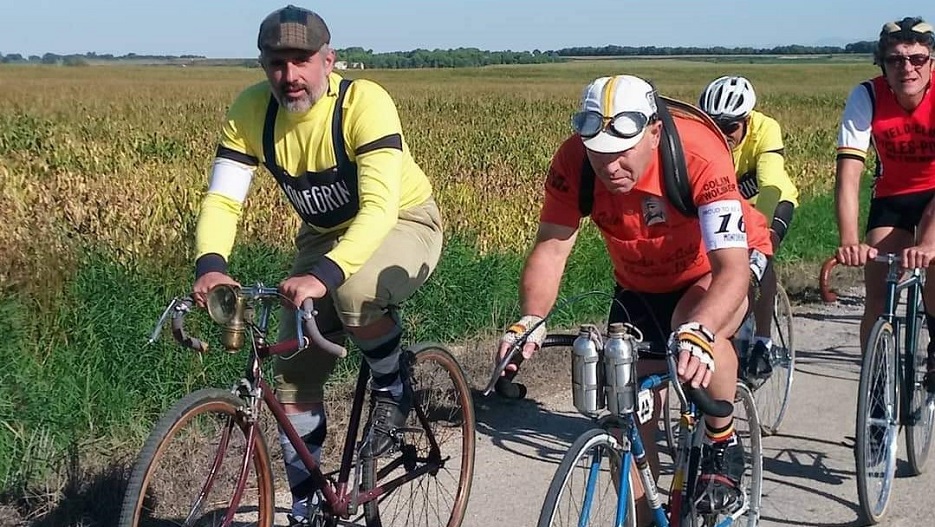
537, 427, 635, 527
118, 388, 274, 527
361, 344, 476, 527
906, 311, 935, 475
756, 283, 796, 435
728, 382, 763, 527
855, 319, 898, 524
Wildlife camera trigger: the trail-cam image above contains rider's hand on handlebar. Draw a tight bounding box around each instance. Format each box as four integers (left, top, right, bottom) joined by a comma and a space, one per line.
670, 322, 717, 389
902, 244, 935, 270
496, 315, 546, 375
835, 243, 877, 267
279, 274, 328, 309
192, 272, 241, 308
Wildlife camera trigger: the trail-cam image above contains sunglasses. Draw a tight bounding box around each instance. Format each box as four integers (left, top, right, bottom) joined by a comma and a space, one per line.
572, 110, 653, 139
716, 119, 744, 134
883, 53, 932, 68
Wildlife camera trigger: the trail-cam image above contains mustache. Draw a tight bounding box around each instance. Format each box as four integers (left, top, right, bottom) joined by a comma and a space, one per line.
278, 82, 309, 93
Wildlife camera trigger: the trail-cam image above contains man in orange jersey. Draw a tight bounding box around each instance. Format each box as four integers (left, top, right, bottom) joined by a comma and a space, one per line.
497, 74, 773, 523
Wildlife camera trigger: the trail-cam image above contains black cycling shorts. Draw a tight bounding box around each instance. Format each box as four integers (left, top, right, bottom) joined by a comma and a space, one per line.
866, 189, 935, 234
608, 285, 688, 359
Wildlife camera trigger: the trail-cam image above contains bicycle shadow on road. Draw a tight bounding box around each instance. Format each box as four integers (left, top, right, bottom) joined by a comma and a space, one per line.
472, 389, 593, 466
757, 432, 864, 527
759, 475, 864, 527
795, 346, 863, 383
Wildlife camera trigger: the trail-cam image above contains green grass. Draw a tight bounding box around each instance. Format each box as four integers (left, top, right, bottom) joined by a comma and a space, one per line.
778, 174, 873, 264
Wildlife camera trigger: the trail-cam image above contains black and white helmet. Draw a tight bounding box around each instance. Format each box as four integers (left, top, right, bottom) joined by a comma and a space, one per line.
698, 75, 757, 121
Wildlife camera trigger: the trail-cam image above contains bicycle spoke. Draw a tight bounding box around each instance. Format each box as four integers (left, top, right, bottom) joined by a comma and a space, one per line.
856, 320, 898, 523
361, 345, 475, 527
119, 390, 274, 527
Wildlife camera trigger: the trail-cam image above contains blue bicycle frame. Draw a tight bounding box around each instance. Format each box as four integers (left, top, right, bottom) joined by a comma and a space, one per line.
578, 371, 743, 527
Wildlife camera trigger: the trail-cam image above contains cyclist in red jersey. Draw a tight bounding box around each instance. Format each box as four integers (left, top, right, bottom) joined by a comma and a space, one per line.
835, 16, 935, 391
496, 74, 773, 523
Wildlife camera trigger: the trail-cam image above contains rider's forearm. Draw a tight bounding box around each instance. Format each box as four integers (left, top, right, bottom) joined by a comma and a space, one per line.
319, 149, 405, 291
683, 250, 750, 338
770, 201, 795, 243
195, 192, 245, 276
518, 243, 570, 318
519, 251, 564, 318
834, 158, 864, 246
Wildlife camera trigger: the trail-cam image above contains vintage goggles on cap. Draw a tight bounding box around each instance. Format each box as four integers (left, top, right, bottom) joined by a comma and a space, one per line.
572, 110, 653, 139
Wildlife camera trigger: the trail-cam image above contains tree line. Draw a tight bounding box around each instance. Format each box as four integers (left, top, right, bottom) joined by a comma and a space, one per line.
554, 41, 876, 57
0, 51, 206, 65
1, 41, 876, 68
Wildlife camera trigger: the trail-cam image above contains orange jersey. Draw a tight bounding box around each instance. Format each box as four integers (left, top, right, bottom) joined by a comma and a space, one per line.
541, 116, 773, 294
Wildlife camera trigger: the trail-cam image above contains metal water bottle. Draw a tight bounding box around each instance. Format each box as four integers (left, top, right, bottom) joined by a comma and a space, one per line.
604, 322, 636, 416
572, 325, 604, 415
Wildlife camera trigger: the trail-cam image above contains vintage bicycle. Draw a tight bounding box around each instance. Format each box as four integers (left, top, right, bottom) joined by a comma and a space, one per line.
118, 283, 476, 527
485, 297, 763, 527
820, 253, 935, 524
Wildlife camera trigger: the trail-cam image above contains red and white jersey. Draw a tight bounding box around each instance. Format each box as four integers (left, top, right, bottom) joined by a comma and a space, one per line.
836, 76, 935, 198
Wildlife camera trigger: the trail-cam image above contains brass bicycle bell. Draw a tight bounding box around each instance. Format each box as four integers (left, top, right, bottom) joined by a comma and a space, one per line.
206, 284, 246, 351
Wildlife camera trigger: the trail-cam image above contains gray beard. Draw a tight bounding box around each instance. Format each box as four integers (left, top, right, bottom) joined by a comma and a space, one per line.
276, 81, 328, 113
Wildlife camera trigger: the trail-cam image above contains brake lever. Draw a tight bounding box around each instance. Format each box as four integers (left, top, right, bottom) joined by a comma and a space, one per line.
482, 340, 524, 396
147, 297, 187, 345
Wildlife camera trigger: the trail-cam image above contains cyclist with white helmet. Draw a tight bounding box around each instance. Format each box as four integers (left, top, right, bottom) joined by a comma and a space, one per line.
699, 75, 800, 384
834, 17, 935, 392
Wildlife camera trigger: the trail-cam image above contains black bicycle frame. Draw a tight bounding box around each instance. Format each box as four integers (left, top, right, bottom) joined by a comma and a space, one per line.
880, 257, 925, 427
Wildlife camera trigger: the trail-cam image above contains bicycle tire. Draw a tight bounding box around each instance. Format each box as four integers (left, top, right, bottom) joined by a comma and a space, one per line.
361, 343, 476, 527
537, 427, 636, 527
906, 304, 935, 475
730, 381, 763, 527
118, 388, 275, 527
855, 319, 898, 525
757, 281, 796, 435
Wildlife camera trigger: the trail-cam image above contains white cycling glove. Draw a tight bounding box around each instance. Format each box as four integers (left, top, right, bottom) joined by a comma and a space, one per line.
669, 321, 717, 373
500, 315, 547, 351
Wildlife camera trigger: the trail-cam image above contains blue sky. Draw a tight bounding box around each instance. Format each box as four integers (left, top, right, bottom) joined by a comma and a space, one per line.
1, 1, 932, 58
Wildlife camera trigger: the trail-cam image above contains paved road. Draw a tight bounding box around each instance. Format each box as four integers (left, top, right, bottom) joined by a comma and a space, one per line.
463, 291, 935, 527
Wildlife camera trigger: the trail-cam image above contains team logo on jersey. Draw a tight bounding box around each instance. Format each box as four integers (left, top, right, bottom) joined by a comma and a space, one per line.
642, 196, 667, 226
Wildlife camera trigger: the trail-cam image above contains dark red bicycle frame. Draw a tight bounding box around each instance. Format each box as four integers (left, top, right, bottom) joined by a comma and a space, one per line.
212, 335, 445, 524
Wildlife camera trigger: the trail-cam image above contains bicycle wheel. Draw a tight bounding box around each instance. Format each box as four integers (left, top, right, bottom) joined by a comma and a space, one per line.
753, 282, 796, 435
538, 427, 636, 527
361, 344, 476, 527
119, 388, 275, 527
906, 307, 935, 475
855, 319, 899, 524
726, 381, 763, 527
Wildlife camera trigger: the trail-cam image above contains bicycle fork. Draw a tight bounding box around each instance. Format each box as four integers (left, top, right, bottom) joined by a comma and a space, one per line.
188, 388, 263, 527
581, 421, 671, 527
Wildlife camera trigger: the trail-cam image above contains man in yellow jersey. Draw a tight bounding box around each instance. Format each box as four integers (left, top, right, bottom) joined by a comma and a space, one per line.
189, 5, 443, 525
699, 75, 799, 384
